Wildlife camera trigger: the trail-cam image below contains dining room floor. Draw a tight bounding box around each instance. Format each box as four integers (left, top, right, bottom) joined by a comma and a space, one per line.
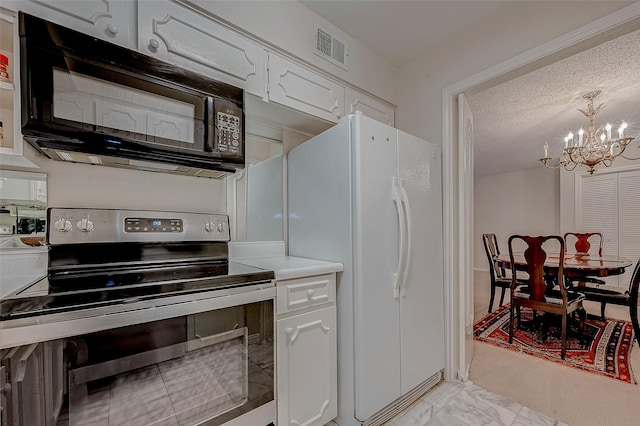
469, 270, 640, 426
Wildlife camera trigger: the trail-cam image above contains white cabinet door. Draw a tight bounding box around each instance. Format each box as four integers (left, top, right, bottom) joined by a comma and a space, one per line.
2, 0, 136, 49
137, 0, 267, 98
277, 305, 337, 426
0, 9, 36, 168
345, 87, 394, 126
268, 53, 344, 123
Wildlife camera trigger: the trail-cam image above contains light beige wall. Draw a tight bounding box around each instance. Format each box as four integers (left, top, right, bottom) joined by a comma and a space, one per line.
185, 0, 398, 103
474, 167, 560, 270
19, 143, 226, 213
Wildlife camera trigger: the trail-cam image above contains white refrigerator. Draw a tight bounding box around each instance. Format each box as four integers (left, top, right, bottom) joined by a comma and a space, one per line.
288, 113, 445, 425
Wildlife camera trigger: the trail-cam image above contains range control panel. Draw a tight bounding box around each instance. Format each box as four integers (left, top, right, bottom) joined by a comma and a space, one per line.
47, 208, 230, 245
124, 218, 183, 233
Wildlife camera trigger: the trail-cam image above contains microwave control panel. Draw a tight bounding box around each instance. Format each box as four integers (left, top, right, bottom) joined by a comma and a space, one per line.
215, 99, 243, 156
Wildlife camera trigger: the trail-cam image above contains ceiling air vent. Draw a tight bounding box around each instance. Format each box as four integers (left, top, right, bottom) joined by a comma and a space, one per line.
314, 24, 348, 70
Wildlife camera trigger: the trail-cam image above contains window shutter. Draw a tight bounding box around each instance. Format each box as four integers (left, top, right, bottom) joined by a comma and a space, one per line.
618, 170, 640, 287
580, 174, 620, 287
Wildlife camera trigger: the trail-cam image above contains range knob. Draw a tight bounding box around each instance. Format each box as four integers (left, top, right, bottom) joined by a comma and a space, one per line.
54, 218, 72, 232
217, 221, 226, 232
204, 221, 216, 233
76, 218, 94, 232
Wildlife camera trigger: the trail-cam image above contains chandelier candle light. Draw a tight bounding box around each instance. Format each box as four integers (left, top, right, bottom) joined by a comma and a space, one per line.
540, 90, 637, 174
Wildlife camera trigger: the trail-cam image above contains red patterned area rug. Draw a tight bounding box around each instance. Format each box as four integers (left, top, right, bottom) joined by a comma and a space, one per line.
473, 304, 636, 384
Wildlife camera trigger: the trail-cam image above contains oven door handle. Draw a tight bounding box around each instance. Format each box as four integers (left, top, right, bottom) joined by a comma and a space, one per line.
189, 327, 247, 352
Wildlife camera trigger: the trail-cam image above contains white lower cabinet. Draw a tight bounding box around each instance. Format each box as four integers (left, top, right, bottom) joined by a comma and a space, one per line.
276, 275, 337, 426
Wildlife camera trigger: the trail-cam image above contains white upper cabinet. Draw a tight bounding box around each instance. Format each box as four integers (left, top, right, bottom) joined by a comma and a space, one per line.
0, 8, 36, 168
137, 0, 267, 99
2, 0, 136, 49
268, 53, 345, 123
345, 87, 395, 126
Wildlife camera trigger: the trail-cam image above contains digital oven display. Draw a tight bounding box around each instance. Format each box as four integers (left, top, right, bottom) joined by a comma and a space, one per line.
124, 218, 183, 233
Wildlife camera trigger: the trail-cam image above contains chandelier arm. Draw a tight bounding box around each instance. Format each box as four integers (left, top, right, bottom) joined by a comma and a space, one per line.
620, 153, 640, 161
562, 161, 579, 172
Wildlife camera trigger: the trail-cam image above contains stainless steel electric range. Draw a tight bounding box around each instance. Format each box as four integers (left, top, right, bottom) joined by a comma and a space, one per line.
0, 208, 276, 426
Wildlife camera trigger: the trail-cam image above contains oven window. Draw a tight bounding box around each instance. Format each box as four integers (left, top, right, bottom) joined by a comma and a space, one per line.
0, 300, 274, 426
52, 68, 196, 145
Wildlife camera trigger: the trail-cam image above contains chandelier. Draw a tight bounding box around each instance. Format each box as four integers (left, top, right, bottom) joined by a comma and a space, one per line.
539, 90, 637, 174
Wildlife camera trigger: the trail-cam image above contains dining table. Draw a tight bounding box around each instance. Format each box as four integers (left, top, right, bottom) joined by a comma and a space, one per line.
495, 252, 639, 347
495, 252, 633, 282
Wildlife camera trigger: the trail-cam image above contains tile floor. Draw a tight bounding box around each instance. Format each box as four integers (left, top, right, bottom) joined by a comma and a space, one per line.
385, 380, 568, 426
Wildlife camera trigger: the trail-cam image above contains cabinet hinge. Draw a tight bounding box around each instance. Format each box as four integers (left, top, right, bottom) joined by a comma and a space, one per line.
265, 55, 270, 99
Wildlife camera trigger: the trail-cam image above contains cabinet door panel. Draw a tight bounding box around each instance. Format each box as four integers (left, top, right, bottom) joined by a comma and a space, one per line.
138, 1, 266, 98
345, 87, 394, 126
268, 53, 344, 123
277, 306, 337, 426
2, 0, 136, 48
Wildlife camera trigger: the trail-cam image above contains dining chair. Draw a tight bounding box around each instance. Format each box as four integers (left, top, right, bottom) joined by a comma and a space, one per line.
573, 259, 640, 347
563, 232, 608, 315
482, 233, 527, 313
482, 233, 510, 313
508, 235, 586, 359
563, 232, 603, 255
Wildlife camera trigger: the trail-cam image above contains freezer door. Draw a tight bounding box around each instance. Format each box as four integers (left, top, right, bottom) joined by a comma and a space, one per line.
397, 131, 445, 394
352, 114, 403, 420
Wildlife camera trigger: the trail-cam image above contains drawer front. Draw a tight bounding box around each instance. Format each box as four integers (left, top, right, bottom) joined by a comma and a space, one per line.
277, 274, 336, 315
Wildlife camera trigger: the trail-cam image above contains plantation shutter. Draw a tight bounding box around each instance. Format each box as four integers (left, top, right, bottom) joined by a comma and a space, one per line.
618, 170, 640, 286
580, 173, 620, 287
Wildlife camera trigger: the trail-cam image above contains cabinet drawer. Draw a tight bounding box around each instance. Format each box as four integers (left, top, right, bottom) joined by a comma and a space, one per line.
277, 274, 336, 315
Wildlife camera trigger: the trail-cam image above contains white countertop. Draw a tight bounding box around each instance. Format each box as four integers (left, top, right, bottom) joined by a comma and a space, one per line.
232, 256, 343, 281
229, 241, 342, 280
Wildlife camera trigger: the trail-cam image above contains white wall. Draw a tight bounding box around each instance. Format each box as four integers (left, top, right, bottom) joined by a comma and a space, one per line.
474, 167, 560, 270
183, 0, 398, 103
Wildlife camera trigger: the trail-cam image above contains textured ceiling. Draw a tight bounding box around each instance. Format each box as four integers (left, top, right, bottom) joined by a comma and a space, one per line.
469, 28, 640, 177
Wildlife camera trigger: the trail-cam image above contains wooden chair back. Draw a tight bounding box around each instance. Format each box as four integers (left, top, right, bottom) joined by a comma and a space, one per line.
483, 233, 505, 280
563, 232, 603, 256
508, 235, 566, 303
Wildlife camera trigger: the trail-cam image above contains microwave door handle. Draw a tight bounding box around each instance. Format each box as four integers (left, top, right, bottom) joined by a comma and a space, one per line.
205, 96, 215, 152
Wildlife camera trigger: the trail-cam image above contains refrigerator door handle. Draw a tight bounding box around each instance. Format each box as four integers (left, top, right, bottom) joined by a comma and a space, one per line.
392, 177, 405, 298
399, 179, 412, 296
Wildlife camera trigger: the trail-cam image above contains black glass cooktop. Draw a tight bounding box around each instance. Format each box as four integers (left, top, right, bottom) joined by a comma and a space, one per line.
0, 262, 273, 322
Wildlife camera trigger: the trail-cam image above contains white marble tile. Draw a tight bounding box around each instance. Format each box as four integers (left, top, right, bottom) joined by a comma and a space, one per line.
437, 388, 519, 426
513, 407, 560, 426
388, 381, 564, 426
463, 383, 524, 414
425, 409, 474, 426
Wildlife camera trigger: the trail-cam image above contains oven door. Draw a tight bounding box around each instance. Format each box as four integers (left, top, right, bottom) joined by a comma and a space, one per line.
0, 290, 274, 426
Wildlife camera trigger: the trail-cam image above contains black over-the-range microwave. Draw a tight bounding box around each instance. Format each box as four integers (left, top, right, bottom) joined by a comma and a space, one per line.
19, 12, 244, 178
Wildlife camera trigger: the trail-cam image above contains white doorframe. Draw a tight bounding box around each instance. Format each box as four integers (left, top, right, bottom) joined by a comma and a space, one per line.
441, 3, 640, 381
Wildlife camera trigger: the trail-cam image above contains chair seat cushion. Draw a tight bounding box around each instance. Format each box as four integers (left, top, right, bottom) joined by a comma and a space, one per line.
513, 285, 585, 304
